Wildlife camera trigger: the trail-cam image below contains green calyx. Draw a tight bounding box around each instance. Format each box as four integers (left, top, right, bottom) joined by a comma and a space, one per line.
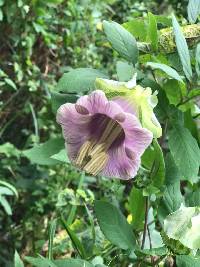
95, 77, 162, 138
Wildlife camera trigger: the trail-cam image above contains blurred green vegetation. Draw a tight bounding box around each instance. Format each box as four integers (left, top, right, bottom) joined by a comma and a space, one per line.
0, 0, 195, 266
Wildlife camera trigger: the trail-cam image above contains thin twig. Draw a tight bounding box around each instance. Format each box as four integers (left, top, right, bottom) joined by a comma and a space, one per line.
147, 225, 152, 249
141, 197, 149, 249
147, 225, 155, 265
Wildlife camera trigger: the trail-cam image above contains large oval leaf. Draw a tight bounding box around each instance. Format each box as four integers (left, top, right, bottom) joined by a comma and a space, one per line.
56, 68, 108, 93
168, 124, 200, 182
176, 255, 200, 267
164, 206, 200, 249
103, 20, 138, 65
94, 200, 136, 250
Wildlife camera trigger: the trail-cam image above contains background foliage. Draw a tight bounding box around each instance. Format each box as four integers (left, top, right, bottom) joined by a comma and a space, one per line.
0, 0, 200, 266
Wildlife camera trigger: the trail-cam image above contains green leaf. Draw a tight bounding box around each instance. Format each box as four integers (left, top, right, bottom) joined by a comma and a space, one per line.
5, 78, 17, 90
123, 19, 147, 41
159, 182, 183, 222
150, 140, 165, 189
94, 200, 136, 250
146, 62, 183, 82
51, 149, 69, 163
184, 110, 199, 141
148, 12, 158, 51
54, 259, 94, 267
155, 15, 172, 27
0, 196, 12, 215
176, 255, 200, 267
142, 141, 165, 190
158, 156, 182, 224
103, 20, 138, 65
165, 153, 182, 185
186, 189, 200, 207
51, 91, 77, 114
187, 0, 200, 23
56, 68, 108, 93
136, 246, 167, 256
168, 124, 200, 182
48, 219, 57, 260
129, 187, 145, 230
188, 89, 200, 99
85, 204, 95, 243
23, 138, 64, 165
0, 186, 14, 196
141, 145, 155, 170
0, 142, 20, 158
163, 80, 183, 106
0, 180, 18, 197
44, 0, 64, 5
164, 206, 200, 249
14, 251, 24, 267
61, 218, 87, 259
25, 257, 57, 267
195, 43, 200, 76
116, 61, 134, 82
172, 15, 192, 81
0, 9, 3, 21
161, 231, 190, 255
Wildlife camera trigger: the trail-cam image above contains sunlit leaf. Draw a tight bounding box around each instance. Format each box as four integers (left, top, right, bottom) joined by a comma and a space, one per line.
0, 196, 12, 215
0, 180, 18, 197
4, 78, 17, 90
164, 206, 200, 249
187, 0, 200, 23
123, 19, 147, 41
146, 62, 183, 82
176, 255, 200, 267
51, 149, 69, 163
116, 61, 134, 81
148, 12, 158, 51
14, 251, 24, 267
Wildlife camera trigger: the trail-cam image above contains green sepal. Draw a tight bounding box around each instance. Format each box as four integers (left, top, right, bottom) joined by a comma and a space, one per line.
95, 77, 162, 138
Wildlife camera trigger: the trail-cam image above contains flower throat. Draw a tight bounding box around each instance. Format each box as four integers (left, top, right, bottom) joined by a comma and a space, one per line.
75, 116, 124, 176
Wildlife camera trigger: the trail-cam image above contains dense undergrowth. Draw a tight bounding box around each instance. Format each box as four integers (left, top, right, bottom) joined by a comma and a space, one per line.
0, 0, 200, 267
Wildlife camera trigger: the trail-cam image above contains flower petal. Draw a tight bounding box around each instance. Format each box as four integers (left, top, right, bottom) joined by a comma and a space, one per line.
77, 90, 108, 114
57, 103, 91, 160
121, 113, 153, 156
102, 145, 141, 180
